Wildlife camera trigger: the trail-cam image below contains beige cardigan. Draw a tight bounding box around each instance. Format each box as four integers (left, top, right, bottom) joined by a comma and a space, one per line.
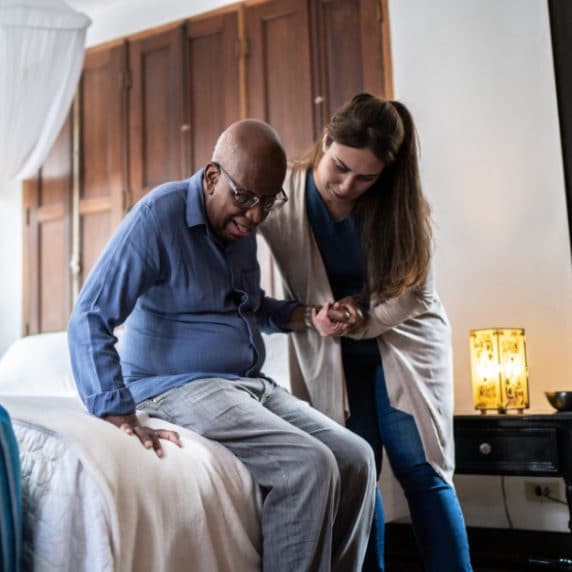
260, 168, 456, 483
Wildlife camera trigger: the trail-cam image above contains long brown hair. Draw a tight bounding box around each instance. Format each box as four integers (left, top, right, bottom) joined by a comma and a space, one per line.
293, 93, 432, 302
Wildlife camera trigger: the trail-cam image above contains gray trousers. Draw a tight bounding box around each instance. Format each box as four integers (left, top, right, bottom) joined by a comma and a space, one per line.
137, 377, 376, 572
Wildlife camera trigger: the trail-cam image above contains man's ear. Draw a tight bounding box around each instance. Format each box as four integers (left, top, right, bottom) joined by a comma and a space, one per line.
204, 163, 218, 195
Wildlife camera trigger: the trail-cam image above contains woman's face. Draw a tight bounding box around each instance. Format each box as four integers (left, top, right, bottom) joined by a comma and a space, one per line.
314, 136, 385, 207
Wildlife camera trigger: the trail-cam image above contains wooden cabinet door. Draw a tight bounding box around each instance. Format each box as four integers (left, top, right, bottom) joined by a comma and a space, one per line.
313, 0, 391, 127
185, 10, 241, 174
22, 117, 73, 335
78, 43, 126, 289
21, 0, 393, 334
245, 0, 316, 158
245, 0, 391, 157
129, 26, 185, 203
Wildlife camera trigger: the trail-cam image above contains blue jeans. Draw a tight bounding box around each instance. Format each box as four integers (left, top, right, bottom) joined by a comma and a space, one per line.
345, 357, 472, 572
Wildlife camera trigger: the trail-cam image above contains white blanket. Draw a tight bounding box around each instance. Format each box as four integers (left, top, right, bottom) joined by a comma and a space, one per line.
2, 395, 262, 572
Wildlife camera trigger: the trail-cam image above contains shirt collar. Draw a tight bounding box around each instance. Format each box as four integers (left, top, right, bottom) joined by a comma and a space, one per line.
185, 168, 209, 229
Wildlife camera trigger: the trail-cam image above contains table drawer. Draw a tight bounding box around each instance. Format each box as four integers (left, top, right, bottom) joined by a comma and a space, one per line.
454, 426, 560, 475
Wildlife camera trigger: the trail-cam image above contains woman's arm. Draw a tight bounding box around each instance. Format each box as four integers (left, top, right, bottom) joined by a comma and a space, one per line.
346, 264, 437, 340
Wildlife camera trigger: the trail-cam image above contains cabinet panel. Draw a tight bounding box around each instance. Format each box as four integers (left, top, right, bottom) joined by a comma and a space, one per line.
40, 218, 68, 331
129, 27, 185, 202
316, 0, 362, 118
80, 211, 111, 284
22, 116, 73, 334
185, 11, 241, 173
246, 0, 315, 158
79, 44, 126, 287
315, 0, 390, 126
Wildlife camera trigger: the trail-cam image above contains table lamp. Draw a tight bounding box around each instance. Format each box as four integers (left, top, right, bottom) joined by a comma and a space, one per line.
469, 328, 529, 414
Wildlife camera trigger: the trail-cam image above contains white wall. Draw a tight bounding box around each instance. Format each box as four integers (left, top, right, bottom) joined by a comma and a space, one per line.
1, 0, 571, 531
0, 179, 23, 357
389, 0, 572, 531
390, 0, 572, 415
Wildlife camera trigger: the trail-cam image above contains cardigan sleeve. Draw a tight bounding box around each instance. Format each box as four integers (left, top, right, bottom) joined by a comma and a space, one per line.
347, 263, 437, 340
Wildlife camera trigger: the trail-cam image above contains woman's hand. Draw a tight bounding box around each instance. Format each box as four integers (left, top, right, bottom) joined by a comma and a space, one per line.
104, 413, 183, 458
311, 303, 348, 337
330, 297, 367, 334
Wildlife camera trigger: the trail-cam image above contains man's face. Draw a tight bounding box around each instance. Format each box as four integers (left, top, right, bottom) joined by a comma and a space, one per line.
203, 162, 285, 241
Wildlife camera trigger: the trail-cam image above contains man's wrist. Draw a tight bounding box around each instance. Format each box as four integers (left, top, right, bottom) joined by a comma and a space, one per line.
103, 413, 139, 429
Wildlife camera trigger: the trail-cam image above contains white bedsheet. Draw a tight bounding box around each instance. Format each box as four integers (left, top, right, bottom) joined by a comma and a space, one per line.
2, 395, 262, 572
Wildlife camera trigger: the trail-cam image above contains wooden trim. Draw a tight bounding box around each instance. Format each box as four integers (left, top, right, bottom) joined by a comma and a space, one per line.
178, 23, 190, 179
119, 40, 131, 215
78, 196, 112, 215
86, 36, 125, 55
379, 0, 393, 99
238, 3, 248, 118
36, 203, 65, 223
22, 187, 38, 334
244, 0, 273, 7
21, 180, 35, 336
126, 19, 187, 43
190, 1, 244, 22
310, 0, 324, 138
71, 93, 81, 303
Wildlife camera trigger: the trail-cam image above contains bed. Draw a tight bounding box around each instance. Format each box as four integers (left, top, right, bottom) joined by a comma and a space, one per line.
0, 331, 266, 572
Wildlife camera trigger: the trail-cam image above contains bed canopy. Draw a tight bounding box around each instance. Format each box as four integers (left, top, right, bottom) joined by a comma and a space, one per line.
0, 0, 90, 182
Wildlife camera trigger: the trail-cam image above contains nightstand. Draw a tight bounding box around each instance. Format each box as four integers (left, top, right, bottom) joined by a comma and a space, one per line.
454, 413, 572, 570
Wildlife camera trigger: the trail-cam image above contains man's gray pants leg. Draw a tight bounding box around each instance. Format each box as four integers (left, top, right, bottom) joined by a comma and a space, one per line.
137, 377, 377, 572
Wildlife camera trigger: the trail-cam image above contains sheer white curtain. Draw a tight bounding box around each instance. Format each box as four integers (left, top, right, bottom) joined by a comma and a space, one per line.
0, 0, 90, 182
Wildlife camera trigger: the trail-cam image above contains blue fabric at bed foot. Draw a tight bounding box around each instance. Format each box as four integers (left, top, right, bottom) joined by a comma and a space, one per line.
0, 404, 22, 572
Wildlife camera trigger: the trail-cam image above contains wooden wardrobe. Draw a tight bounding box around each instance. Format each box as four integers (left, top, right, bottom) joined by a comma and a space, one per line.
22, 0, 392, 335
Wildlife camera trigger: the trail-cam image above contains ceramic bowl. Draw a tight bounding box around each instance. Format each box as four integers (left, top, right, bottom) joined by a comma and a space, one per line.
545, 391, 572, 412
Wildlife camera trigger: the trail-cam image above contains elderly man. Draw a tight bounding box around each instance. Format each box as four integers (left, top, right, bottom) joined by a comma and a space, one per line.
68, 119, 376, 572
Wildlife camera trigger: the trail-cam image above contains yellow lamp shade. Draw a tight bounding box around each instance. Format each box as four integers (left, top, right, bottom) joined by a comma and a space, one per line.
469, 328, 529, 413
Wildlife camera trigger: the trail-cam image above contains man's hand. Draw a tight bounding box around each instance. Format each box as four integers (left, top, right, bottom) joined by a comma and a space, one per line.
103, 413, 183, 458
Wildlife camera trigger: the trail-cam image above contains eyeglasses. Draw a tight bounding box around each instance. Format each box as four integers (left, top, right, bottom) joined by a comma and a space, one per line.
213, 162, 288, 212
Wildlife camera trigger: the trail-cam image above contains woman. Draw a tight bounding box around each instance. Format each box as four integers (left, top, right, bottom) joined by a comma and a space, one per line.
260, 93, 472, 571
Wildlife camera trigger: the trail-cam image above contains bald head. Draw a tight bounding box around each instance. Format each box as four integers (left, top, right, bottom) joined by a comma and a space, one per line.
212, 119, 287, 191
202, 119, 287, 241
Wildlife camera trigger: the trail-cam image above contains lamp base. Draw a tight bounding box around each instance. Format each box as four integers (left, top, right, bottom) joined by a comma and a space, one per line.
475, 407, 527, 415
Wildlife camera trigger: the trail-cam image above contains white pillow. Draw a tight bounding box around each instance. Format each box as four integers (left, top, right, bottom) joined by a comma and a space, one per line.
0, 331, 79, 398
0, 330, 290, 397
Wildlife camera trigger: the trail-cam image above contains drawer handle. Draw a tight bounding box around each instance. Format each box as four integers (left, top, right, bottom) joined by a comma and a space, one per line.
479, 442, 492, 455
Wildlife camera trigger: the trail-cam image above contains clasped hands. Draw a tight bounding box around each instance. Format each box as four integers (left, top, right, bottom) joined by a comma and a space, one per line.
310, 296, 367, 337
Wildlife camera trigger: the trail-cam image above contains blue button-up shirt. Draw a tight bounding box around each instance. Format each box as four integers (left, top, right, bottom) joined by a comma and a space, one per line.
68, 170, 297, 417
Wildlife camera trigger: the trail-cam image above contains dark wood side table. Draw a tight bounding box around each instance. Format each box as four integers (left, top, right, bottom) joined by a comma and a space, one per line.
454, 413, 572, 570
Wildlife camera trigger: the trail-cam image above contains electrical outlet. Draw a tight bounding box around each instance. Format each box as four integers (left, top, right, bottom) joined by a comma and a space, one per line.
524, 480, 563, 502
